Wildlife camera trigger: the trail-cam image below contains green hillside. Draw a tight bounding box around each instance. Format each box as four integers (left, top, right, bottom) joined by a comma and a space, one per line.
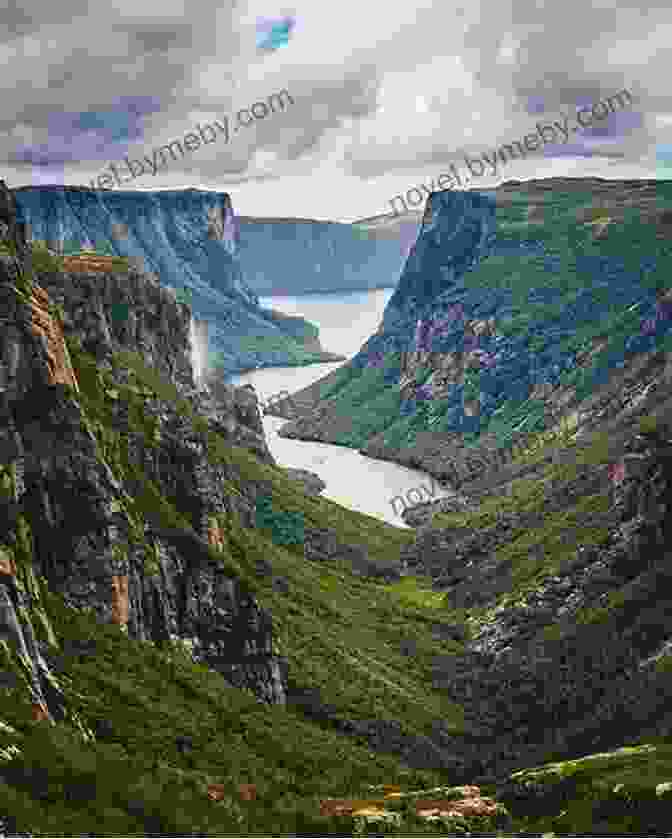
274, 183, 672, 458
0, 344, 466, 836
2, 342, 671, 835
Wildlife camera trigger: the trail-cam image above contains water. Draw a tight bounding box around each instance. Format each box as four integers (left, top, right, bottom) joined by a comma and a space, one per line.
228, 289, 456, 528
190, 316, 209, 386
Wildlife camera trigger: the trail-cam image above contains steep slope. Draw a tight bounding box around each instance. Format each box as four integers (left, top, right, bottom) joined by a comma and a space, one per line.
246, 179, 672, 832
235, 215, 411, 296
4, 179, 672, 836
272, 178, 672, 472
9, 184, 344, 378
350, 208, 424, 268
0, 185, 287, 715
0, 183, 474, 835
396, 378, 672, 769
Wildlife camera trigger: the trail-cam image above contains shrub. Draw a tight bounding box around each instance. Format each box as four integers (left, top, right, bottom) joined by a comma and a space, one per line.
29, 240, 65, 275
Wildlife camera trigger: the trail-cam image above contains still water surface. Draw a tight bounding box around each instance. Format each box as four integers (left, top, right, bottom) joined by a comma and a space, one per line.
228, 289, 454, 528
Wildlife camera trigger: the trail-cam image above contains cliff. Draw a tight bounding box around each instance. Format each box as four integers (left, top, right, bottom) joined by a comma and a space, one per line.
0, 180, 473, 834
3, 174, 672, 836
10, 185, 344, 379
235, 215, 413, 296
251, 177, 672, 832
394, 351, 672, 784
0, 180, 287, 721
271, 178, 672, 472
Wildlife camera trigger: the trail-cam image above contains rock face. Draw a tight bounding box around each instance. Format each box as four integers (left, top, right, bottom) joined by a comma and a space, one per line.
10, 185, 340, 378
0, 180, 29, 263
398, 362, 672, 780
267, 177, 672, 781
0, 182, 288, 719
24, 285, 80, 390
274, 189, 500, 445
302, 526, 403, 579
235, 216, 408, 295
275, 178, 672, 480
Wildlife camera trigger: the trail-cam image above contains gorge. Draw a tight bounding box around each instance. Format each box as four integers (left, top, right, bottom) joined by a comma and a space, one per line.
2, 176, 672, 836
9, 185, 347, 381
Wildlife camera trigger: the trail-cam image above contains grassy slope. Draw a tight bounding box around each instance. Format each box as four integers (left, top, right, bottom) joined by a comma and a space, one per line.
429, 426, 615, 629
502, 742, 672, 835
282, 186, 672, 453
2, 292, 671, 833
184, 186, 672, 834
0, 342, 473, 836
418, 406, 672, 833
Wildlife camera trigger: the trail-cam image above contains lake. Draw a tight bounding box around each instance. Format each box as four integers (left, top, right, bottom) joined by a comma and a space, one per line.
227, 288, 455, 528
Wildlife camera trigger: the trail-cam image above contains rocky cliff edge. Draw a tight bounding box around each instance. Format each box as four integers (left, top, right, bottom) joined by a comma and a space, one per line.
0, 180, 288, 725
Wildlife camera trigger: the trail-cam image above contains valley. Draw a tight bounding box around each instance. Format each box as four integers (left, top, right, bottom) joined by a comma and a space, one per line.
2, 174, 672, 835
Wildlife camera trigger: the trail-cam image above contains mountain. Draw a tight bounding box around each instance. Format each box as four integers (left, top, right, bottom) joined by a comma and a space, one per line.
2, 177, 672, 836
9, 185, 345, 379
272, 177, 672, 468
234, 214, 415, 295
350, 207, 424, 240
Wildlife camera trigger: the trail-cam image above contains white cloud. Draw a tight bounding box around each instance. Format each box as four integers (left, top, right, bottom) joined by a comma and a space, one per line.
0, 0, 664, 220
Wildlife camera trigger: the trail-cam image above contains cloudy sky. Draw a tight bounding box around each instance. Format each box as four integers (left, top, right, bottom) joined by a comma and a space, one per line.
1, 0, 669, 223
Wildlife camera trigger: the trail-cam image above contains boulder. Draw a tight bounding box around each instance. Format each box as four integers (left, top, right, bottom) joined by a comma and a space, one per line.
283, 467, 326, 496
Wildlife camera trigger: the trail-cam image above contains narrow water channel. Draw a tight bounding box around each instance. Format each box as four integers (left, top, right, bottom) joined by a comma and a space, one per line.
228, 289, 455, 529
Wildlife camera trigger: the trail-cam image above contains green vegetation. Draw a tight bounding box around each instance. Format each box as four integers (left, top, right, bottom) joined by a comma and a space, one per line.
28, 240, 66, 275
209, 328, 332, 375
255, 496, 305, 547
509, 411, 579, 467
223, 333, 321, 360
175, 286, 193, 305
0, 592, 456, 836
3, 217, 672, 832
380, 577, 448, 612
426, 421, 617, 626
262, 309, 321, 344
2, 237, 131, 275
0, 334, 490, 833
503, 743, 672, 836
283, 189, 672, 457
484, 492, 610, 610
55, 237, 116, 256
107, 255, 132, 272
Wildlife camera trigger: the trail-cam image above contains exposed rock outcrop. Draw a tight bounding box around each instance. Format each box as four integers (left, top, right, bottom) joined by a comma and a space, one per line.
283, 468, 326, 497
11, 185, 341, 378
0, 180, 28, 263
235, 215, 408, 296
273, 179, 672, 490
398, 397, 672, 780
0, 181, 289, 720
265, 177, 672, 786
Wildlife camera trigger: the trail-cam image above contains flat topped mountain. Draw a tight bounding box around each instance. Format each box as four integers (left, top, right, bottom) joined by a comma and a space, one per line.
10, 184, 339, 375
4, 176, 672, 836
